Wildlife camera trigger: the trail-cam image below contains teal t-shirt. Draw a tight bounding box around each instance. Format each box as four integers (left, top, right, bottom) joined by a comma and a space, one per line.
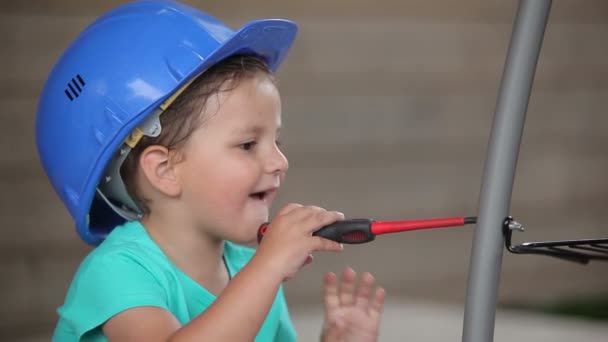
53, 221, 296, 342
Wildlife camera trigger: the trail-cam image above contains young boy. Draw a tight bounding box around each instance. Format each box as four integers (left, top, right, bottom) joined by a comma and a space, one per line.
36, 1, 385, 341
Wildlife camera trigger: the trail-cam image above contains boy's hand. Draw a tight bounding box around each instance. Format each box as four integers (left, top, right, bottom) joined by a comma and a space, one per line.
321, 267, 385, 342
254, 203, 345, 281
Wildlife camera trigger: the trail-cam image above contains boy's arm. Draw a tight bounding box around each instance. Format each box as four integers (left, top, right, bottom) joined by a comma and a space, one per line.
104, 204, 343, 342
104, 256, 283, 342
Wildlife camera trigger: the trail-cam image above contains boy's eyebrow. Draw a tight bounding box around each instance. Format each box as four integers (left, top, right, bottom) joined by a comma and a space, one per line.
232, 124, 282, 135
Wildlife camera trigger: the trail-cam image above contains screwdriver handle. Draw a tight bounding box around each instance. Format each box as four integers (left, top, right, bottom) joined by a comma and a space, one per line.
257, 218, 375, 244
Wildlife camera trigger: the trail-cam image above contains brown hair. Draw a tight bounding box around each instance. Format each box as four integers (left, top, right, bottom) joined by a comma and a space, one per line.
121, 54, 276, 214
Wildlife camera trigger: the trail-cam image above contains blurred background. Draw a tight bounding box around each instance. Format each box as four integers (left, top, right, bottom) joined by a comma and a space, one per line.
1, 0, 607, 341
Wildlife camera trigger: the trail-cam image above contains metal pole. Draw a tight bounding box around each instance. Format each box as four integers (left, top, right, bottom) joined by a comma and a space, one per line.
462, 1, 552, 341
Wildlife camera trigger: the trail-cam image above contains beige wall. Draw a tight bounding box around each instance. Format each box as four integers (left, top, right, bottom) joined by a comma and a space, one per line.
2, 0, 607, 339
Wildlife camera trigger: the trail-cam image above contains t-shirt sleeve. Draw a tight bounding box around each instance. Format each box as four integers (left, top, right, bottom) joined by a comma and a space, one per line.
57, 251, 170, 340
274, 285, 297, 341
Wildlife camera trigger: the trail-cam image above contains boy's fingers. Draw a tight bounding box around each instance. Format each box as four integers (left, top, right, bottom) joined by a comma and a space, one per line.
311, 236, 343, 253
324, 272, 340, 316
369, 287, 386, 321
271, 205, 324, 234
299, 254, 313, 269
314, 209, 344, 227
339, 267, 357, 307
276, 205, 345, 235
323, 272, 346, 342
354, 272, 375, 310
330, 211, 346, 220
275, 203, 303, 216
280, 205, 329, 230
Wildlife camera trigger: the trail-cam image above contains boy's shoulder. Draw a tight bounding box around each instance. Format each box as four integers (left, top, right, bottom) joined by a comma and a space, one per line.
75, 221, 167, 279
88, 220, 156, 253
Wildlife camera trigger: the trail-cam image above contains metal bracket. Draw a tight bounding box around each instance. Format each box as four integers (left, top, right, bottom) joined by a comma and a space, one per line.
503, 216, 608, 264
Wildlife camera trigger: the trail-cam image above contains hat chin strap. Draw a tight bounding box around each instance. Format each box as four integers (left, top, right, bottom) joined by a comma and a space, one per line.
96, 107, 163, 221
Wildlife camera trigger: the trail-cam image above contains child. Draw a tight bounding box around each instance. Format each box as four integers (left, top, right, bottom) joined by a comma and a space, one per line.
36, 1, 385, 341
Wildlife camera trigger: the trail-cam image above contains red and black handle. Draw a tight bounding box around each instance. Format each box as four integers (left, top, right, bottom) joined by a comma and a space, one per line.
257, 216, 477, 244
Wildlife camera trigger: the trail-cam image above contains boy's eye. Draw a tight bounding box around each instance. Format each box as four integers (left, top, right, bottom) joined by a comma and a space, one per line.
240, 141, 257, 151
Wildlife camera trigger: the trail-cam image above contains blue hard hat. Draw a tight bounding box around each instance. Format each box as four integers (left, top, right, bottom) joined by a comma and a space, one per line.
35, 0, 298, 245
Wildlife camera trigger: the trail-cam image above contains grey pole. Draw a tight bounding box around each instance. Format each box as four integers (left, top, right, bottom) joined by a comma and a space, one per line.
462, 1, 552, 341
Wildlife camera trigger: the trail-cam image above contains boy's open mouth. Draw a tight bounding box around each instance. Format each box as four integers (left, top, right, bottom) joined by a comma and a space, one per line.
250, 191, 268, 200
249, 187, 278, 201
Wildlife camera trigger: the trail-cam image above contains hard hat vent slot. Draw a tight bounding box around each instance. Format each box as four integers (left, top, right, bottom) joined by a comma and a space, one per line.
64, 74, 86, 101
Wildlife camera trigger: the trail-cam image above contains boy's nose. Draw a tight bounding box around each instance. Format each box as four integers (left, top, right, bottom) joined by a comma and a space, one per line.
265, 145, 289, 175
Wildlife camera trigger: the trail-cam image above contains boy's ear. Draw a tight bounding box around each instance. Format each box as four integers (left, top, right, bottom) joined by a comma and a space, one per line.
139, 145, 181, 197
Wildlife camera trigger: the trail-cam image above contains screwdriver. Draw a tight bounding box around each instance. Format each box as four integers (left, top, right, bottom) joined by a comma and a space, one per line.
257, 216, 477, 244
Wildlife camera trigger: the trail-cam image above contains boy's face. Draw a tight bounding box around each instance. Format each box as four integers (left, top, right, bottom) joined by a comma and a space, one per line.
175, 75, 288, 243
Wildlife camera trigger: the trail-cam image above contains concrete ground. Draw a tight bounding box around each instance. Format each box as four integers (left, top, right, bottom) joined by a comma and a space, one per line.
14, 296, 608, 341
291, 297, 608, 342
